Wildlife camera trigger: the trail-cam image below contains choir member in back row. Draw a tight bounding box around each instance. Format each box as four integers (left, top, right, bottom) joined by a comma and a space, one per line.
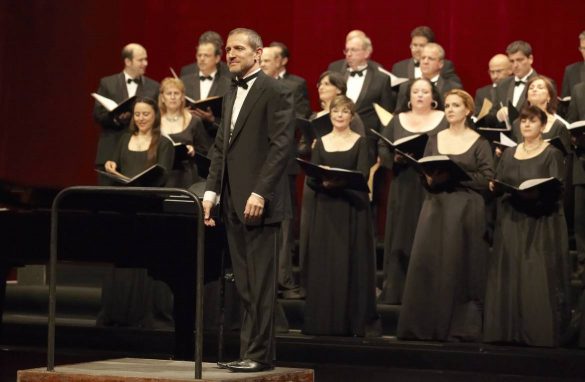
397, 89, 494, 342
474, 54, 512, 116
158, 77, 211, 188
560, 30, 585, 98
484, 105, 570, 347
377, 78, 447, 305
302, 95, 380, 337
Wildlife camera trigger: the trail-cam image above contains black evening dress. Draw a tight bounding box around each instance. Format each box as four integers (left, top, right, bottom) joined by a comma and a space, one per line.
396, 134, 494, 341
302, 137, 380, 336
166, 116, 211, 188
377, 114, 448, 304
484, 144, 570, 347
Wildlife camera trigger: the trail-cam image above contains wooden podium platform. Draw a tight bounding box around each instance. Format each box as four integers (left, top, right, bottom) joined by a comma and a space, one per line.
17, 358, 314, 382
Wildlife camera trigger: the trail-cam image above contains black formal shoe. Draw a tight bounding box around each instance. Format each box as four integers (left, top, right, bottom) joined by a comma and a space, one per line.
216, 360, 240, 369
226, 359, 273, 372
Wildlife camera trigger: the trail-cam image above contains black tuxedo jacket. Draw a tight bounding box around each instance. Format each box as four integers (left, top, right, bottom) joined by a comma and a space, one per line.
328, 58, 381, 73
391, 58, 462, 88
474, 84, 497, 116
568, 82, 585, 122
395, 76, 460, 113
206, 71, 294, 225
92, 72, 159, 165
281, 72, 311, 118
181, 71, 232, 101
180, 61, 230, 78
561, 61, 585, 97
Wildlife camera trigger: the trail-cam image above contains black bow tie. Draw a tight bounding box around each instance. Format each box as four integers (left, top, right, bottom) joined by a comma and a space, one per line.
199, 75, 213, 81
414, 60, 420, 68
515, 80, 526, 87
349, 69, 365, 77
232, 71, 260, 90
127, 77, 141, 84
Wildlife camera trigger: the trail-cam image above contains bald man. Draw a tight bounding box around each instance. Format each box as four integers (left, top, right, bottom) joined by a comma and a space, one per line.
474, 54, 512, 115
93, 43, 159, 183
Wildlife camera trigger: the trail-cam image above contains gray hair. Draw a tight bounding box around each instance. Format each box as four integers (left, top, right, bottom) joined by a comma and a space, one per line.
229, 28, 263, 50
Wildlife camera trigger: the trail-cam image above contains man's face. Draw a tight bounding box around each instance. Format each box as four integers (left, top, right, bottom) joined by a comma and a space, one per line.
125, 47, 148, 77
488, 60, 512, 83
260, 48, 279, 77
508, 51, 533, 78
197, 43, 220, 75
225, 33, 261, 77
344, 37, 369, 70
420, 46, 443, 79
410, 36, 428, 62
579, 38, 585, 61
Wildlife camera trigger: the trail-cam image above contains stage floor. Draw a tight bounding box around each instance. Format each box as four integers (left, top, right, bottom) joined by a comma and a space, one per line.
17, 358, 313, 382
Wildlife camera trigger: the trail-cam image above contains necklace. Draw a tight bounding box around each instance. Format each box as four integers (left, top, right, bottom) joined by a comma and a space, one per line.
164, 114, 182, 122
332, 129, 352, 138
522, 139, 543, 154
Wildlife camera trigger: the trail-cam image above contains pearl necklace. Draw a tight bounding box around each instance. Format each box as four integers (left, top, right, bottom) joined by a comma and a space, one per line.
164, 114, 182, 122
522, 139, 543, 154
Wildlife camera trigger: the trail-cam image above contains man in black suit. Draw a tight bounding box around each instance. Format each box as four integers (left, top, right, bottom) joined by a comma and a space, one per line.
203, 28, 294, 372
561, 30, 585, 98
391, 26, 462, 88
180, 30, 230, 78
474, 54, 512, 115
328, 30, 382, 74
491, 40, 539, 127
93, 43, 159, 184
340, 33, 394, 165
181, 38, 232, 142
395, 43, 460, 111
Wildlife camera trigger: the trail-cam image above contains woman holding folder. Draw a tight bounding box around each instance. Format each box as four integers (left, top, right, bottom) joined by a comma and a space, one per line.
484, 105, 570, 347
159, 77, 211, 187
378, 78, 447, 305
397, 89, 494, 341
302, 95, 380, 336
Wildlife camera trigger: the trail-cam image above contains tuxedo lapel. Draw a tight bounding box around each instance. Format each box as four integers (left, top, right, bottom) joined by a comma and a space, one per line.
116, 73, 129, 101
193, 76, 202, 100
355, 67, 373, 108
222, 86, 237, 151
408, 59, 415, 78
229, 75, 266, 147
580, 62, 585, 84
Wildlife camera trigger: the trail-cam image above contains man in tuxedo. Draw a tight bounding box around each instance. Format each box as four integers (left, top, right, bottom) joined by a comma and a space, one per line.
181, 38, 232, 142
491, 40, 539, 126
395, 43, 460, 111
93, 43, 159, 184
180, 30, 230, 78
391, 25, 462, 88
341, 34, 394, 165
561, 30, 585, 97
203, 28, 294, 372
328, 30, 382, 73
474, 54, 512, 115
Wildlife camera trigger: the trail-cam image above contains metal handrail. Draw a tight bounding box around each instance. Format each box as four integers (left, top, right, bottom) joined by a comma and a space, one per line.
48, 186, 205, 379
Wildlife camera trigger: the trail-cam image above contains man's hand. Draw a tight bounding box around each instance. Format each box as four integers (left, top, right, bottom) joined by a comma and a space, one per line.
115, 111, 132, 125
190, 107, 215, 123
202, 199, 216, 227
496, 107, 509, 123
243, 193, 264, 223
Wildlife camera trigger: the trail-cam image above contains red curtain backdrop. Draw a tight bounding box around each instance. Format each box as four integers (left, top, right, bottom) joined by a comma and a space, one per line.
0, 0, 583, 187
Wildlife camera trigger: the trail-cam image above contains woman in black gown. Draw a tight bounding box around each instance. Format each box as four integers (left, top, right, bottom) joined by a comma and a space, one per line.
302, 95, 380, 336
99, 97, 175, 328
159, 77, 210, 188
378, 78, 447, 304
397, 89, 494, 341
484, 105, 570, 347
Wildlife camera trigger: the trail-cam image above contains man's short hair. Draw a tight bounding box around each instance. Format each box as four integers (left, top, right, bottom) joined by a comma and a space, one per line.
269, 41, 289, 59
506, 40, 533, 57
411, 26, 435, 42
121, 45, 134, 61
424, 42, 445, 60
199, 30, 223, 56
229, 28, 263, 50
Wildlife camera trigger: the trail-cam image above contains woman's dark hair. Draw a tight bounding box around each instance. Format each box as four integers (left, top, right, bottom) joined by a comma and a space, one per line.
519, 104, 548, 126
129, 97, 161, 166
318, 70, 347, 94
396, 78, 443, 113
526, 75, 557, 114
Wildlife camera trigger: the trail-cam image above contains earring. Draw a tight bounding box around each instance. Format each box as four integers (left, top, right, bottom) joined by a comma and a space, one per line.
407, 101, 412, 109
431, 100, 438, 109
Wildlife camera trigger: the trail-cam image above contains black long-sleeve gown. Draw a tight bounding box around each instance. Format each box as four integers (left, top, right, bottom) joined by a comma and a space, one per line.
302, 137, 380, 336
484, 145, 570, 347
377, 115, 448, 304
397, 134, 494, 341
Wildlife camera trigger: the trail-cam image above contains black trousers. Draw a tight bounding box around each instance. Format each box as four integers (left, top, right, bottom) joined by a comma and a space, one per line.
222, 186, 279, 363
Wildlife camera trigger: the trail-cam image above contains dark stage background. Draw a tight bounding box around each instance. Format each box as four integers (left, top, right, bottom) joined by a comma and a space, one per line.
0, 0, 583, 187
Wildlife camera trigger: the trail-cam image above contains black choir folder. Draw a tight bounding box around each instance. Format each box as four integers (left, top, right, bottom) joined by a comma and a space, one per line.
568, 120, 585, 136
296, 158, 369, 192
91, 93, 136, 121
165, 135, 190, 161
493, 177, 561, 193
185, 95, 223, 118
403, 155, 471, 182
370, 128, 428, 159
95, 164, 165, 186
296, 113, 334, 144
